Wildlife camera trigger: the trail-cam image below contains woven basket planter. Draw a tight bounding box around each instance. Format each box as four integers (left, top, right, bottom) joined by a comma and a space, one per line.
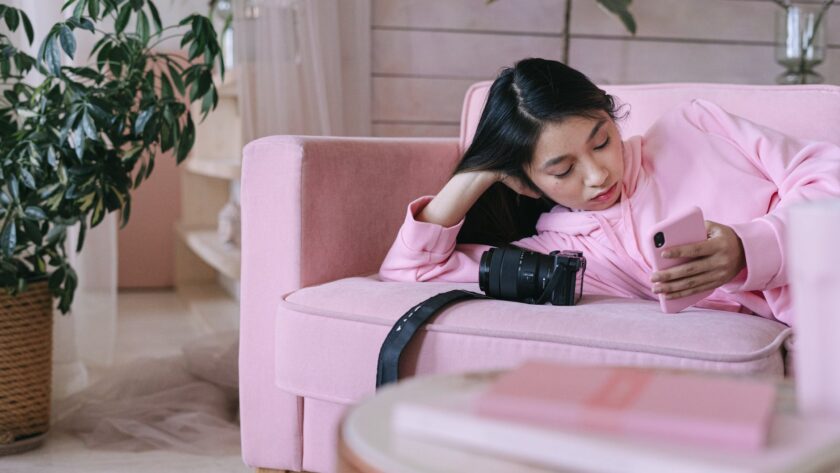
0, 280, 53, 455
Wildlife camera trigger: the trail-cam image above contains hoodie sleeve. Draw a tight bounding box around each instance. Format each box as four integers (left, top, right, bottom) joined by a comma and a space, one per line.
378, 196, 554, 283
685, 99, 840, 292
378, 196, 491, 282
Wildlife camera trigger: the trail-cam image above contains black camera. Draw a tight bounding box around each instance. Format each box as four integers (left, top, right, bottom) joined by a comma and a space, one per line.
478, 247, 586, 306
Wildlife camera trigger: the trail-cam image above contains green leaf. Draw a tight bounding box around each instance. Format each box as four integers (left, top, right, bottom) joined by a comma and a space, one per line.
24, 206, 47, 220
596, 0, 637, 35
59, 268, 78, 313
134, 162, 146, 188
49, 265, 65, 292
167, 63, 185, 94
23, 219, 42, 242
87, 0, 99, 19
119, 196, 131, 229
19, 12, 33, 43
0, 220, 16, 257
191, 70, 212, 101
101, 0, 119, 17
45, 37, 62, 76
35, 254, 46, 273
136, 11, 149, 42
38, 183, 61, 200
145, 155, 155, 178
160, 72, 174, 99
76, 218, 87, 251
59, 24, 77, 59
4, 7, 19, 31
90, 197, 105, 227
78, 17, 95, 33
200, 87, 217, 119
20, 168, 36, 189
115, 5, 131, 34
176, 114, 195, 163
73, 0, 86, 20
81, 111, 97, 140
45, 224, 66, 246
9, 175, 19, 200
134, 107, 154, 135
74, 127, 85, 159
108, 45, 124, 77
148, 1, 163, 32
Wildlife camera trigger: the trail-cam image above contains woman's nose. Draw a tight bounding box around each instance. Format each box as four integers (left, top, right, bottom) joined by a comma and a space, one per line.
583, 161, 609, 188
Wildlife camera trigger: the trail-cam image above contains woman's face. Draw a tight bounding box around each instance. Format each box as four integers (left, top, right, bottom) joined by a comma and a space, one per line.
526, 113, 624, 211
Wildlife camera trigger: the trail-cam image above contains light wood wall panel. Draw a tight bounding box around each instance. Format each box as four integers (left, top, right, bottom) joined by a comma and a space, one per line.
571, 0, 840, 45
572, 39, 840, 85
374, 0, 566, 34
373, 124, 460, 137
372, 77, 475, 122
373, 29, 564, 79
371, 0, 840, 138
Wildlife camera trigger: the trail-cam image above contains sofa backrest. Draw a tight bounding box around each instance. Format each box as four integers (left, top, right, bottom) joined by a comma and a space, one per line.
459, 81, 840, 152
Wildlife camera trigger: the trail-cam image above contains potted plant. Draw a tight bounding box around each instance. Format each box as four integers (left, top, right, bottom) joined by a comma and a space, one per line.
0, 0, 222, 454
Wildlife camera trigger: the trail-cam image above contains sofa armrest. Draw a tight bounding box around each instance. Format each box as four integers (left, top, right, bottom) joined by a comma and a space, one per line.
238, 135, 460, 469
242, 135, 460, 290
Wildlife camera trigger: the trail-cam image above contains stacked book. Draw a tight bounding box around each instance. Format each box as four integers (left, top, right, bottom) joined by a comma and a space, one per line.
392, 361, 840, 473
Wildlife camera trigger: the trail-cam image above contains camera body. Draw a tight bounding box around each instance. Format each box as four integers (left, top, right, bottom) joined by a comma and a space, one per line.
479, 247, 586, 306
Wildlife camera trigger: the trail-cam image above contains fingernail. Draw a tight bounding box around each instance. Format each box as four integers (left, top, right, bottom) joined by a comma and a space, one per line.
662, 251, 671, 258
651, 276, 659, 283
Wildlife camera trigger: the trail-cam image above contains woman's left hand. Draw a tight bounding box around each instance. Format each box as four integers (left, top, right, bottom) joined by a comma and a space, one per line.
650, 221, 746, 300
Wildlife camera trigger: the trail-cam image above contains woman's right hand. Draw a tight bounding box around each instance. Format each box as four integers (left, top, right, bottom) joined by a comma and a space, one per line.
493, 171, 542, 199
417, 170, 541, 227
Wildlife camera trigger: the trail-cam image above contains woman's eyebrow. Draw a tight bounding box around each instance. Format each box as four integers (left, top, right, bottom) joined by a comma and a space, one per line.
541, 119, 608, 170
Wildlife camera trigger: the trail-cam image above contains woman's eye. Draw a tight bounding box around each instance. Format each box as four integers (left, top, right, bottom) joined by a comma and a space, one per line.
594, 137, 610, 150
554, 165, 574, 178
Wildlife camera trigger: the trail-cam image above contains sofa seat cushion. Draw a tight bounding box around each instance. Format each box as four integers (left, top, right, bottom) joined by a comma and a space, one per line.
275, 276, 792, 404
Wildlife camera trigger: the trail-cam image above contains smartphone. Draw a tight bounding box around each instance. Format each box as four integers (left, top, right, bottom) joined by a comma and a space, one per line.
646, 207, 713, 313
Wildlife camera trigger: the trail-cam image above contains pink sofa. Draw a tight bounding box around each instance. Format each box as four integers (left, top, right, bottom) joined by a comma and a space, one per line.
239, 82, 840, 473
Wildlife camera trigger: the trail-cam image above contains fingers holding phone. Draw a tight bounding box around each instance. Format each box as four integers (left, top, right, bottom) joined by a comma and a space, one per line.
650, 220, 746, 302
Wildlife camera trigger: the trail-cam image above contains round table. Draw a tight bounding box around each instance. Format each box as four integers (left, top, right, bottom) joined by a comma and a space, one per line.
337, 369, 801, 473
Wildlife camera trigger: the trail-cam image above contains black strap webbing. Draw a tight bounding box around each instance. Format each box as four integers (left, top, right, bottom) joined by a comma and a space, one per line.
375, 290, 487, 389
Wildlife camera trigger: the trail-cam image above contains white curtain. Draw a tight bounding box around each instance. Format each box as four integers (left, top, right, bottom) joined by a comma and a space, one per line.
234, 0, 372, 143
7, 0, 119, 404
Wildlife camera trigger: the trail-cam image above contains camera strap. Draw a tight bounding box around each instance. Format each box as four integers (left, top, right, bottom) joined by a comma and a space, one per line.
376, 289, 487, 389
531, 264, 567, 305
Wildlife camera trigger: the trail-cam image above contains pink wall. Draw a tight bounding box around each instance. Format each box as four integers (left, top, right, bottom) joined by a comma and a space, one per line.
117, 151, 181, 289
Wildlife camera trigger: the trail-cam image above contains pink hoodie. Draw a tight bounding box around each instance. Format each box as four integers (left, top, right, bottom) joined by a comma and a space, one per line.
379, 99, 840, 326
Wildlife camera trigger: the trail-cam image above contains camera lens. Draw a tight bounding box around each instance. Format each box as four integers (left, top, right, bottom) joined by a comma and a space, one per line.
478, 247, 554, 302
654, 232, 665, 248
479, 250, 493, 292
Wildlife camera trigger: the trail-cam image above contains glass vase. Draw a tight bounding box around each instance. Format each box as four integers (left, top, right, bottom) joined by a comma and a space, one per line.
775, 3, 828, 85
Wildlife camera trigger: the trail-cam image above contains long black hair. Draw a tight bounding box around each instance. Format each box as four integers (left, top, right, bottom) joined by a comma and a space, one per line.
455, 58, 625, 246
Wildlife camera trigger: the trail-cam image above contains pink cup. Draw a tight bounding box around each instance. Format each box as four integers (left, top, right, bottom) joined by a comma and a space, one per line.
789, 200, 840, 418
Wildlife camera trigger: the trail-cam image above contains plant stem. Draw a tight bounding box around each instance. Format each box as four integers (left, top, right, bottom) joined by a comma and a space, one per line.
797, 0, 834, 83
563, 0, 571, 64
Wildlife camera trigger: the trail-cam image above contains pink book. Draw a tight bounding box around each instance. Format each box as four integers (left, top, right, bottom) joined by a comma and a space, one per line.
473, 361, 777, 451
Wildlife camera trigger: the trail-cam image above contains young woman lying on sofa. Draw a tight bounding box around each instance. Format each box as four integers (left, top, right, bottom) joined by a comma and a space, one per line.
378, 57, 840, 326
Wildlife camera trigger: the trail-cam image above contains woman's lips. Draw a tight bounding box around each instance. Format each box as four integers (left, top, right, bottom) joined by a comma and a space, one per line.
590, 183, 617, 202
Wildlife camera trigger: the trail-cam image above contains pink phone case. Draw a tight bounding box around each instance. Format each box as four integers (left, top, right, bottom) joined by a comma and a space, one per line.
647, 207, 713, 313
